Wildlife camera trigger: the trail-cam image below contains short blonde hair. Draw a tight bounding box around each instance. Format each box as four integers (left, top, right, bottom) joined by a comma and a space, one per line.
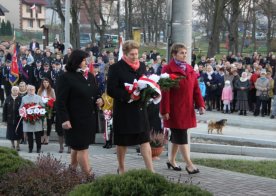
11, 86, 19, 91
27, 85, 36, 90
170, 43, 187, 57
123, 40, 140, 55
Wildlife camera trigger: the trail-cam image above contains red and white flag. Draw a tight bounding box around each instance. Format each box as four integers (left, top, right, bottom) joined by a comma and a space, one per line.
30, 4, 36, 10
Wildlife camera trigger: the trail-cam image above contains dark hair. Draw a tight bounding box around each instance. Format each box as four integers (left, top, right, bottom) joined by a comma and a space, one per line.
65, 49, 88, 72
37, 78, 53, 97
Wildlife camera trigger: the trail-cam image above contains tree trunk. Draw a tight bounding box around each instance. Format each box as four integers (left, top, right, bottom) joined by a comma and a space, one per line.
54, 0, 65, 41
125, 0, 129, 39
154, 1, 159, 47
83, 0, 96, 44
117, 0, 120, 43
252, 0, 257, 52
266, 0, 272, 55
229, 0, 241, 54
70, 1, 80, 49
240, 1, 251, 54
207, 0, 225, 57
128, 0, 133, 39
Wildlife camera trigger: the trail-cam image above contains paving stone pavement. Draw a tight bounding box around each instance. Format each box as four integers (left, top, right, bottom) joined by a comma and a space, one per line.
1, 140, 276, 196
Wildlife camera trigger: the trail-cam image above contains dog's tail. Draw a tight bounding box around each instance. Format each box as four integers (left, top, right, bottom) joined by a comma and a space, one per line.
197, 120, 209, 124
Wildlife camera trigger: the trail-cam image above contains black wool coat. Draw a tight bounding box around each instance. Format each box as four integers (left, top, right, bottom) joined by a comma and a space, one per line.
3, 96, 23, 140
56, 71, 101, 147
107, 60, 150, 134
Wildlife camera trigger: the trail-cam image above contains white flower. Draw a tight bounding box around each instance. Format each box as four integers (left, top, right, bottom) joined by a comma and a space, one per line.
39, 108, 46, 115
148, 74, 160, 83
33, 108, 40, 114
160, 73, 170, 78
27, 108, 33, 115
42, 97, 49, 103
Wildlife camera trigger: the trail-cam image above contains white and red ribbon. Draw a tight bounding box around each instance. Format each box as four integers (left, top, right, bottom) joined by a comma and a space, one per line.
124, 74, 162, 104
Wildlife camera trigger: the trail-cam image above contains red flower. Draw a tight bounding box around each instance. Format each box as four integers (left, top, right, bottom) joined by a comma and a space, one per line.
21, 102, 45, 124
47, 98, 55, 108
169, 74, 178, 80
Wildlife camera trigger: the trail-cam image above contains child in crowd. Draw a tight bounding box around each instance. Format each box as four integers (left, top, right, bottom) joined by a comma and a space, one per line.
221, 80, 233, 113
199, 77, 206, 99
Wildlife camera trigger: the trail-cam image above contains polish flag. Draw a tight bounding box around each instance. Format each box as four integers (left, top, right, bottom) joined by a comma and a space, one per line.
118, 36, 123, 61
30, 4, 36, 10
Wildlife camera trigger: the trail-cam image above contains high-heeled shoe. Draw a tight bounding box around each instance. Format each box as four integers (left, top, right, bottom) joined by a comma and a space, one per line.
41, 138, 46, 145
185, 166, 200, 174
166, 161, 182, 171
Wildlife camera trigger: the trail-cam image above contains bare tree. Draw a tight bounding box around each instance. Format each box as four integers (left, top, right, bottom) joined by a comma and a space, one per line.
228, 0, 243, 54
258, 0, 276, 54
85, 0, 115, 49
240, 0, 252, 53
207, 0, 226, 57
52, 0, 65, 41
51, 0, 81, 48
70, 1, 82, 49
83, 0, 96, 43
193, 0, 215, 37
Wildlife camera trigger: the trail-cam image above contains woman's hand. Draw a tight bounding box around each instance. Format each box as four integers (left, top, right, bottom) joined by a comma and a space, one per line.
162, 113, 170, 120
199, 107, 205, 115
130, 93, 140, 101
96, 98, 104, 107
62, 121, 72, 130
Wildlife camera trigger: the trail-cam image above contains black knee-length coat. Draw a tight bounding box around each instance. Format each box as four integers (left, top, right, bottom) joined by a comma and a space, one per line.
56, 71, 101, 148
3, 96, 23, 140
107, 59, 150, 134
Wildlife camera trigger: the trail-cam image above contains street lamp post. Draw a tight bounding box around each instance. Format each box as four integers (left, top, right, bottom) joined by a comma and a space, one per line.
64, 0, 71, 51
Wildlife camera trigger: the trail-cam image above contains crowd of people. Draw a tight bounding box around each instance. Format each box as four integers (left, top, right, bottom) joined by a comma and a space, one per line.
1, 37, 275, 177
194, 52, 276, 118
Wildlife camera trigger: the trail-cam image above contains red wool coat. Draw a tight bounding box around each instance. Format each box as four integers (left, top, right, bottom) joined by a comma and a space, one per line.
160, 59, 205, 129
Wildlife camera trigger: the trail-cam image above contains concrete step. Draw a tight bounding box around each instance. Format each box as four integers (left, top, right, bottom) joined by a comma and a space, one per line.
191, 132, 276, 148
191, 143, 276, 159
196, 111, 276, 131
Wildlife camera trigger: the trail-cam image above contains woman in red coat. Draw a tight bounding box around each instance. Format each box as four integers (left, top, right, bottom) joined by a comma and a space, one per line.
160, 43, 205, 174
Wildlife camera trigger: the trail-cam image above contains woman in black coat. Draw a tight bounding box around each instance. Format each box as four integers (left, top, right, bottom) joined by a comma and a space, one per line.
107, 40, 154, 174
203, 65, 218, 111
3, 86, 22, 151
56, 49, 103, 176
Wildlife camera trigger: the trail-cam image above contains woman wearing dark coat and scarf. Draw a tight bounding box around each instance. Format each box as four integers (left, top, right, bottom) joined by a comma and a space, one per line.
107, 40, 154, 174
56, 49, 103, 177
3, 86, 22, 151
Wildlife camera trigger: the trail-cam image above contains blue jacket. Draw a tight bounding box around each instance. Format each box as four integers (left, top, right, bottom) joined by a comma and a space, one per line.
199, 81, 206, 97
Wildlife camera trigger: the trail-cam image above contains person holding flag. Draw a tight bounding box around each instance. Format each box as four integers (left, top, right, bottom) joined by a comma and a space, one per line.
9, 44, 20, 86
2, 60, 12, 97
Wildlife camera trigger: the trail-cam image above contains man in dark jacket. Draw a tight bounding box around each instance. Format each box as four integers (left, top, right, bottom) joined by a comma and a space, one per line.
19, 57, 34, 85
29, 39, 40, 54
2, 59, 12, 98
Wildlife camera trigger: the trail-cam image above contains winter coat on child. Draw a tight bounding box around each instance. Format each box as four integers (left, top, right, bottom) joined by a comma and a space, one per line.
199, 78, 206, 98
221, 81, 233, 104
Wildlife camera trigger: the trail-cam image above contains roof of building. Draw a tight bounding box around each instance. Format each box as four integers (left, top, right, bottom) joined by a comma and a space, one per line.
21, 0, 48, 6
0, 4, 9, 13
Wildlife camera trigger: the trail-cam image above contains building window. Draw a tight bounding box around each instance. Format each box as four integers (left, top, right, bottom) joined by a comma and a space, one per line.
37, 5, 41, 13
38, 20, 41, 28
26, 5, 30, 13
29, 20, 33, 28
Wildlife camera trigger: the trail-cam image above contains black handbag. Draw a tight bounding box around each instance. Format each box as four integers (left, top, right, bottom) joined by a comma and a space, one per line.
259, 92, 269, 101
210, 84, 218, 91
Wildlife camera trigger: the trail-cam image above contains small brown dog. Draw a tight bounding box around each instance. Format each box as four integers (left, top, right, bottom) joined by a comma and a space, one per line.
208, 119, 227, 134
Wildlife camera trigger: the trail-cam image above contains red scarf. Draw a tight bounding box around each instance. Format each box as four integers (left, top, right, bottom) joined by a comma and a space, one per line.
122, 55, 140, 71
